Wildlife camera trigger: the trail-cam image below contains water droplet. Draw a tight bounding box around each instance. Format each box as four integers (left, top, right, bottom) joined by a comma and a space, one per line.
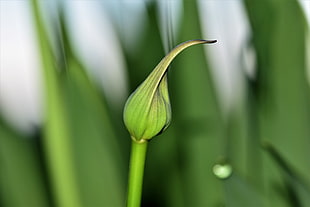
212, 163, 232, 179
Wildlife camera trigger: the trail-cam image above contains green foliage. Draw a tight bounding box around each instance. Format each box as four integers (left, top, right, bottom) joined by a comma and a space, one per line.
0, 119, 50, 207
31, 0, 81, 206
169, 1, 225, 206
0, 0, 309, 206
244, 0, 310, 206
60, 17, 125, 207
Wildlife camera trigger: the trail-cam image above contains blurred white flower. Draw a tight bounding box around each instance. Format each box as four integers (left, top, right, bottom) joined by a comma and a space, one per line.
0, 1, 42, 134
199, 0, 251, 115
65, 1, 129, 107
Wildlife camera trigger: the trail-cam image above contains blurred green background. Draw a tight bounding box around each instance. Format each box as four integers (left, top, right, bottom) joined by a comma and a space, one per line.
0, 0, 310, 206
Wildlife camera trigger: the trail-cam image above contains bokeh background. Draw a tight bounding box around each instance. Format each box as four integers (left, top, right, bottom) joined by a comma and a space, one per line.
1, 0, 310, 206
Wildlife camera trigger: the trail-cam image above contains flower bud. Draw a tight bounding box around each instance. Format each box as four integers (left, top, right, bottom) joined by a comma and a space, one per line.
123, 39, 217, 143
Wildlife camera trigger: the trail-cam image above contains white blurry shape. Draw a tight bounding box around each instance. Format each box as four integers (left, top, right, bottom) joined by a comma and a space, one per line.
65, 1, 128, 106
157, 0, 182, 53
213, 163, 233, 179
241, 42, 257, 80
199, 0, 250, 114
299, 0, 310, 86
102, 0, 147, 54
0, 1, 42, 134
200, 0, 310, 114
306, 26, 310, 86
299, 0, 310, 27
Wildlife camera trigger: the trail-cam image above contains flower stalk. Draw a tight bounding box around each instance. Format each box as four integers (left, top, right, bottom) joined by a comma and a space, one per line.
127, 141, 148, 207
124, 39, 217, 207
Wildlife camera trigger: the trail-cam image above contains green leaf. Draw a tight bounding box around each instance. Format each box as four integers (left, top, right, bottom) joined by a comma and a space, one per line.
0, 118, 50, 207
244, 0, 310, 206
57, 9, 125, 206
224, 173, 265, 207
31, 1, 81, 206
263, 143, 310, 207
168, 0, 225, 206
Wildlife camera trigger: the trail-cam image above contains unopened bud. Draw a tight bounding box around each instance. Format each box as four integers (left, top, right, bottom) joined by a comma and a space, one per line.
123, 39, 217, 143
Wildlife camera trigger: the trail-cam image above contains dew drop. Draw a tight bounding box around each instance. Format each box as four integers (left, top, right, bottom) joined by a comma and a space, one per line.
212, 163, 232, 179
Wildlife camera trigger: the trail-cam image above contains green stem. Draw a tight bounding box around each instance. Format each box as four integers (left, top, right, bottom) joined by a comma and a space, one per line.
127, 140, 148, 207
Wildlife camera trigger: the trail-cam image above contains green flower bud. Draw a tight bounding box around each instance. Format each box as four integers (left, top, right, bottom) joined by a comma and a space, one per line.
123, 39, 217, 143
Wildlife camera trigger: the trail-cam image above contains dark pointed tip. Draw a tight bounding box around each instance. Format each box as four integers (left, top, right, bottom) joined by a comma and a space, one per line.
204, 39, 217, 44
